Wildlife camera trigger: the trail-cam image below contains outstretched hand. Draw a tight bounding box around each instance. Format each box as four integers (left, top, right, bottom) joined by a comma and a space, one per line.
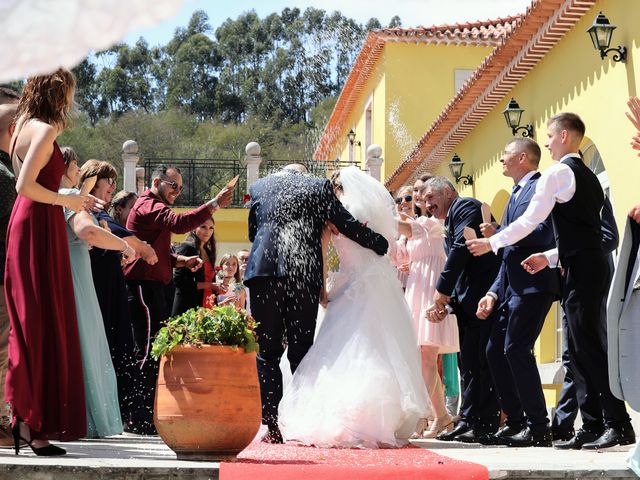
185, 255, 203, 272
476, 295, 496, 320
521, 253, 549, 274
479, 222, 497, 238
466, 238, 492, 256
213, 186, 234, 208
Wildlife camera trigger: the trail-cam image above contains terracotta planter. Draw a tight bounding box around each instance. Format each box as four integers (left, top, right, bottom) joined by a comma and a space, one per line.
154, 345, 261, 461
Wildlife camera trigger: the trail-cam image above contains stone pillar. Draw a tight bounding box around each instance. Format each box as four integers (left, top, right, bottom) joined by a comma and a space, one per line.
366, 144, 384, 182
245, 141, 262, 190
122, 140, 140, 193
135, 167, 146, 195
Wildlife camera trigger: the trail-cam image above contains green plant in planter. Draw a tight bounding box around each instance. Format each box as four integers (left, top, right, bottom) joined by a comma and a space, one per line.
151, 305, 259, 360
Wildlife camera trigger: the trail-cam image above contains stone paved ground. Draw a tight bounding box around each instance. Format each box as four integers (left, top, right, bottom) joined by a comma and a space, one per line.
0, 434, 635, 480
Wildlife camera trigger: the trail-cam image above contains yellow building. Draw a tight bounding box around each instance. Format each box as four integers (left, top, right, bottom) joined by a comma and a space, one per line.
173, 206, 251, 261
313, 18, 517, 178
319, 0, 640, 410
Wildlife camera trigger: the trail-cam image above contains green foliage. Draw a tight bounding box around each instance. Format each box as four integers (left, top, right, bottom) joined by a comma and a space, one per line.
151, 305, 259, 360
61, 7, 395, 167
71, 8, 383, 127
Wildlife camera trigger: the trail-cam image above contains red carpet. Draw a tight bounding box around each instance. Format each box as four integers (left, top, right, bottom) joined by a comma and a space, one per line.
220, 442, 488, 480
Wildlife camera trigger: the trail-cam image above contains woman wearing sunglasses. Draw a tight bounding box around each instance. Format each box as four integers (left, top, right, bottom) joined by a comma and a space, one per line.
393, 186, 413, 290
398, 174, 460, 439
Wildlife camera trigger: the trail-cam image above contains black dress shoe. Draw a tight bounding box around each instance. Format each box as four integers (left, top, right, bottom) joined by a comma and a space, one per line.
436, 422, 470, 441
554, 428, 601, 450
261, 427, 283, 444
581, 427, 636, 450
456, 430, 483, 444
551, 429, 575, 442
478, 425, 522, 445
503, 427, 552, 447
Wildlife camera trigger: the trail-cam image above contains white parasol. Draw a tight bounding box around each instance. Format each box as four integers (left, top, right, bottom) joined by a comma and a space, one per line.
0, 0, 185, 83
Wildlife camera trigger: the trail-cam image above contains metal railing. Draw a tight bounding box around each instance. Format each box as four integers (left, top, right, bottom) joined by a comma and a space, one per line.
142, 158, 362, 207
142, 158, 245, 208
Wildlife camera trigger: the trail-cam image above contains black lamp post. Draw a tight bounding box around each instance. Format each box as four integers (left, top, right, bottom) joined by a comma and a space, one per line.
347, 129, 361, 146
448, 153, 473, 185
587, 12, 626, 62
502, 98, 534, 138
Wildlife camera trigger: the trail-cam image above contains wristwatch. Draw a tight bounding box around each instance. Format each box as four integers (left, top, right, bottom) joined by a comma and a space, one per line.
210, 199, 219, 210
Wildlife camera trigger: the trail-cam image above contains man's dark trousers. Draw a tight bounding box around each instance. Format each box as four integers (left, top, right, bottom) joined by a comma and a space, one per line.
127, 279, 170, 433
249, 276, 319, 428
457, 309, 500, 434
486, 291, 554, 430
562, 252, 630, 431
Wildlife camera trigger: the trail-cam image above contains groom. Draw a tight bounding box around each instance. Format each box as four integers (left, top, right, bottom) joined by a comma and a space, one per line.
244, 164, 389, 443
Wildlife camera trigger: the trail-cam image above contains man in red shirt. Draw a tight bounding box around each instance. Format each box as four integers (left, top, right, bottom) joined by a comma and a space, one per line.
124, 164, 233, 434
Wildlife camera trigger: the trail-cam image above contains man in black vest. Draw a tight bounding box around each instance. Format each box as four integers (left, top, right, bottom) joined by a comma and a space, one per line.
476, 138, 560, 447
467, 113, 635, 449
551, 195, 618, 441
244, 164, 388, 443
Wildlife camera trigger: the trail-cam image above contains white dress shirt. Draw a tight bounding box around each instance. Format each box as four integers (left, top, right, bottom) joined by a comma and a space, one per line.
489, 153, 581, 266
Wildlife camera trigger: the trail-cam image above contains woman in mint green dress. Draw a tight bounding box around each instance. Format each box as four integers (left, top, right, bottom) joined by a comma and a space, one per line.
59, 153, 135, 437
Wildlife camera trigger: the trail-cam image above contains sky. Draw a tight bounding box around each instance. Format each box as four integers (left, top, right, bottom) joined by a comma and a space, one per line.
124, 0, 534, 46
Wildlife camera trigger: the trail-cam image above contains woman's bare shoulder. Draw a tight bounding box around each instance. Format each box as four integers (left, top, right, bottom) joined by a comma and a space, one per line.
22, 119, 57, 140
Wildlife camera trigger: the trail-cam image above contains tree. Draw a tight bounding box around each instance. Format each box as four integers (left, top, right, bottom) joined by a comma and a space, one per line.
388, 16, 402, 28
63, 6, 389, 165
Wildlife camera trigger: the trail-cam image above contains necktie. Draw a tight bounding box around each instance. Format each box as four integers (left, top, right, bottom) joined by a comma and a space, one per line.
506, 184, 521, 221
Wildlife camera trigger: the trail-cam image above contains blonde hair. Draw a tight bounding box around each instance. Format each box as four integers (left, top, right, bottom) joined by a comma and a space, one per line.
219, 254, 241, 282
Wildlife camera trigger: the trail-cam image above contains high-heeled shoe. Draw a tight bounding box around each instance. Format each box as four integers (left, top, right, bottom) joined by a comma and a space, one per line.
410, 417, 431, 439
11, 421, 66, 456
422, 415, 455, 439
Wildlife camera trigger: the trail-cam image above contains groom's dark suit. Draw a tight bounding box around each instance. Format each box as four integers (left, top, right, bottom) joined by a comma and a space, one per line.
485, 172, 560, 433
437, 197, 501, 435
244, 170, 388, 429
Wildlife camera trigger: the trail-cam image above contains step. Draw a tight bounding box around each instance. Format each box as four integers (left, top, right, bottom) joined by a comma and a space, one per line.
0, 435, 634, 480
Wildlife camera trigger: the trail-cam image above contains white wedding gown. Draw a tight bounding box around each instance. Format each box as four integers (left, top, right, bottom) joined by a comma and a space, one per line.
278, 167, 431, 448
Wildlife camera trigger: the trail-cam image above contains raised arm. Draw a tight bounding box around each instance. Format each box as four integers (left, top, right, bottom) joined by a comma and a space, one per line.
324, 181, 388, 255
15, 123, 99, 213
68, 210, 135, 263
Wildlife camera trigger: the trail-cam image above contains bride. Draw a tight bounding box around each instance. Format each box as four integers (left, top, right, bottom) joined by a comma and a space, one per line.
278, 166, 431, 448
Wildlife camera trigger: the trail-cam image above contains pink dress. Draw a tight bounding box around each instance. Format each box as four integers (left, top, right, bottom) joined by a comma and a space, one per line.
394, 236, 410, 289
404, 216, 459, 353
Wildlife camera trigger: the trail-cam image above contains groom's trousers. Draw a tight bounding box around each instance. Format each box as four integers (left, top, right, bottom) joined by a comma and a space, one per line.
249, 276, 320, 428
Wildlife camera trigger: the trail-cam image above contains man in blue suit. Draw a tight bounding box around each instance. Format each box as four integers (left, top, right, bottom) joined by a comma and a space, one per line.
476, 138, 561, 447
423, 177, 501, 442
244, 164, 388, 443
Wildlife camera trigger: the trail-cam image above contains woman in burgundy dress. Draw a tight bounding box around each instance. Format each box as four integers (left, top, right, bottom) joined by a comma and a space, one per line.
4, 69, 99, 455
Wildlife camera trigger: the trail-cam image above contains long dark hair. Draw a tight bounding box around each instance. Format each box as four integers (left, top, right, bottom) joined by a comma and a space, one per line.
185, 219, 216, 265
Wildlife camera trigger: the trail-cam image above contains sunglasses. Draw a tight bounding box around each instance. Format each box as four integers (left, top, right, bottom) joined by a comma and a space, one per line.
103, 177, 116, 187
395, 195, 413, 204
161, 178, 184, 192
